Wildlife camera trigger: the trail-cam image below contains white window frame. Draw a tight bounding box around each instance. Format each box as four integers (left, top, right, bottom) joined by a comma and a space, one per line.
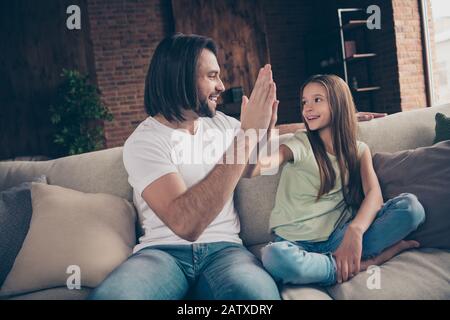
420, 0, 450, 108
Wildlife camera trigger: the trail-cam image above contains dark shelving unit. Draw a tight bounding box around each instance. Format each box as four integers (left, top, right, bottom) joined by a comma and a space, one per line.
338, 8, 380, 112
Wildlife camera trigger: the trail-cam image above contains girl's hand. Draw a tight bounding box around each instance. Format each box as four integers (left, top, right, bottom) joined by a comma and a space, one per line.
333, 225, 364, 283
267, 99, 279, 139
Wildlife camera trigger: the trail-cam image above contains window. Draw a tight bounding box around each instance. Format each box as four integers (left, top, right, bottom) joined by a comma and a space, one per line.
423, 0, 450, 106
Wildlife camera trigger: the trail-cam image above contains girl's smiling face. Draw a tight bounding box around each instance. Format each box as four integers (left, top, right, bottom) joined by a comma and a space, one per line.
301, 82, 332, 131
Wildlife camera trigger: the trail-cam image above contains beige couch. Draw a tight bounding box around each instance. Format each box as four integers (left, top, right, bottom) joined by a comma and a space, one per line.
1, 104, 449, 300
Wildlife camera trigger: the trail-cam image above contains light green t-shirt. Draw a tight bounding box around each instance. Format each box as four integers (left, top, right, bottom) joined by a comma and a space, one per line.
270, 131, 368, 242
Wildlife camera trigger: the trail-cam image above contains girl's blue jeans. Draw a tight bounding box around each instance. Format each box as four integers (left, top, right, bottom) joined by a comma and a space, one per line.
261, 193, 425, 287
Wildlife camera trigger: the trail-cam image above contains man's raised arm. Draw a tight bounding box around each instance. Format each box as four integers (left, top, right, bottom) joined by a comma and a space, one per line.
141, 65, 276, 241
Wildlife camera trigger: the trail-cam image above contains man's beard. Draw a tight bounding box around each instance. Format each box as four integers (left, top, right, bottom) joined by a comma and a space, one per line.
196, 98, 215, 118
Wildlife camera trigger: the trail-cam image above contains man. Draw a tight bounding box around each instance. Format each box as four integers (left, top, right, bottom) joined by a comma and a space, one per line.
89, 33, 385, 300
89, 33, 281, 300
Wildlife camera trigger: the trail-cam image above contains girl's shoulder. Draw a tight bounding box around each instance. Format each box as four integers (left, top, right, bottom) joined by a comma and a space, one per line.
291, 130, 311, 146
290, 130, 310, 144
282, 130, 312, 163
356, 140, 369, 158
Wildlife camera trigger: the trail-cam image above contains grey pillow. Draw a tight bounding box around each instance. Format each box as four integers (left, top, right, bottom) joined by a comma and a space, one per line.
373, 141, 450, 249
0, 175, 47, 287
434, 112, 450, 143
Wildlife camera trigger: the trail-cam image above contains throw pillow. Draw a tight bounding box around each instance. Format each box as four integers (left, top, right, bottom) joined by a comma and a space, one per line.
434, 112, 450, 143
0, 175, 47, 287
372, 140, 450, 249
0, 183, 136, 297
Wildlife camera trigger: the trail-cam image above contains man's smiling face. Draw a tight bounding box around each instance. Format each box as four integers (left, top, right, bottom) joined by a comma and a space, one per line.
196, 49, 226, 117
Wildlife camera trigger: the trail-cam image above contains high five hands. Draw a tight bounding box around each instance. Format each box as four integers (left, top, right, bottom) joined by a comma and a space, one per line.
239, 65, 386, 134
240, 64, 279, 133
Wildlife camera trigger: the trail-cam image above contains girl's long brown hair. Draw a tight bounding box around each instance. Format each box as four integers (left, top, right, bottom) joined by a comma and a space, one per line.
300, 74, 363, 211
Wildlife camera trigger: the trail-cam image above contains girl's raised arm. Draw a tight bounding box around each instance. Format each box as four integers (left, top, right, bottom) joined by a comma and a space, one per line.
243, 144, 293, 178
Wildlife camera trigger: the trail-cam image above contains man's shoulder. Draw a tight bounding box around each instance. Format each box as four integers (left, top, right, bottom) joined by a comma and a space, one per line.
124, 117, 171, 152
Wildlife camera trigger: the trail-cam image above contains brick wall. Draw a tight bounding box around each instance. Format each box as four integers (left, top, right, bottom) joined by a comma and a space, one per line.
392, 0, 427, 111
426, 0, 439, 105
87, 0, 173, 148
86, 0, 430, 147
88, 0, 317, 140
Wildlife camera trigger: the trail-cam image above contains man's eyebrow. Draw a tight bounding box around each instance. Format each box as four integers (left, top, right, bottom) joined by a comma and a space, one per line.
208, 70, 220, 74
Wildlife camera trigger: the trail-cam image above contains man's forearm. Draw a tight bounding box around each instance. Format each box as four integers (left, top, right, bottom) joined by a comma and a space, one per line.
169, 134, 257, 241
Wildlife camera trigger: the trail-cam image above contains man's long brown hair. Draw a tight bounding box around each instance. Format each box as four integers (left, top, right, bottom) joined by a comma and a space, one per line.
300, 74, 363, 211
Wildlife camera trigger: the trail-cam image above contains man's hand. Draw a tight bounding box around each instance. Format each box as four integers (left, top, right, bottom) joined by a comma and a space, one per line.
240, 64, 276, 131
356, 112, 387, 122
333, 225, 364, 283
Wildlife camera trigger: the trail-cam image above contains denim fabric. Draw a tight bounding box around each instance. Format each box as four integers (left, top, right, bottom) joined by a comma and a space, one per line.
89, 241, 281, 300
261, 193, 425, 286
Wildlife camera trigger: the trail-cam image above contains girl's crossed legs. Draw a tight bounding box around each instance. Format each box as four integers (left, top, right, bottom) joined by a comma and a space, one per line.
261, 193, 425, 286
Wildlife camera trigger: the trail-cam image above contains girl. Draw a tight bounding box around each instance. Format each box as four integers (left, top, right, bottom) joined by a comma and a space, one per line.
246, 74, 425, 286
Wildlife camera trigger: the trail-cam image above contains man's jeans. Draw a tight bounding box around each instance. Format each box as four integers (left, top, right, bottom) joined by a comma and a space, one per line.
261, 193, 425, 286
89, 241, 281, 300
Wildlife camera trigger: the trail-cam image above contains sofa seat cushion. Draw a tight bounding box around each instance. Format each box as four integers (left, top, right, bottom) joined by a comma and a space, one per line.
8, 287, 91, 300
281, 285, 333, 300
327, 248, 450, 300
0, 183, 136, 298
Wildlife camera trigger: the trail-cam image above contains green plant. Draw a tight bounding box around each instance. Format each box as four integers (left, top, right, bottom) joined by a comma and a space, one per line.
49, 69, 113, 155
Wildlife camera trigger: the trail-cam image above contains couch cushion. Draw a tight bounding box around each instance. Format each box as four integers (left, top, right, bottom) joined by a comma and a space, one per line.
373, 140, 450, 249
356, 104, 450, 154
0, 175, 47, 287
434, 112, 450, 143
8, 287, 91, 300
235, 173, 282, 246
327, 248, 450, 299
281, 285, 333, 300
0, 183, 136, 298
0, 147, 132, 202
0, 187, 31, 288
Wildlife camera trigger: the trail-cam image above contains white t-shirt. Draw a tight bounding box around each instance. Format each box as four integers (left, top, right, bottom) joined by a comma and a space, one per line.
123, 111, 243, 253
